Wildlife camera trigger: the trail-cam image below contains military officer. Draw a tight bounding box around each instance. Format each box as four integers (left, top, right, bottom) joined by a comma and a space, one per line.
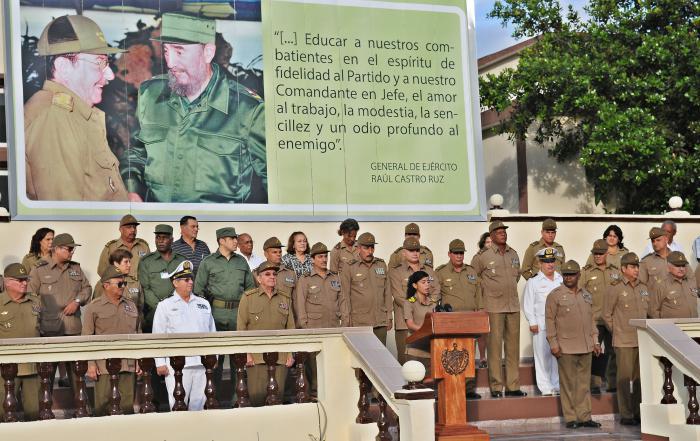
262, 237, 298, 300
82, 266, 140, 416
25, 15, 128, 201
521, 219, 565, 280
0, 264, 41, 421
97, 214, 150, 279
340, 232, 393, 345
123, 13, 266, 203
603, 252, 648, 425
93, 249, 144, 326
639, 227, 673, 287
329, 218, 360, 274
389, 237, 440, 364
545, 260, 602, 429
237, 261, 295, 406
649, 251, 699, 319
471, 221, 526, 398
388, 223, 434, 268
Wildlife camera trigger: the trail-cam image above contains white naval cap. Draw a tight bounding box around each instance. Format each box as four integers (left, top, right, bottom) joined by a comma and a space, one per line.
161, 260, 194, 280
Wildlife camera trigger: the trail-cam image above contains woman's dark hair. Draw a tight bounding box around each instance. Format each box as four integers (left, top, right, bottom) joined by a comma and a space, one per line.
109, 249, 133, 265
29, 227, 54, 256
406, 270, 429, 299
338, 218, 360, 235
286, 231, 310, 254
477, 232, 491, 250
603, 224, 624, 249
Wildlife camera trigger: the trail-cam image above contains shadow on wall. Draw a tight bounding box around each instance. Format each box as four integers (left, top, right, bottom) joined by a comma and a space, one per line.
485, 155, 519, 213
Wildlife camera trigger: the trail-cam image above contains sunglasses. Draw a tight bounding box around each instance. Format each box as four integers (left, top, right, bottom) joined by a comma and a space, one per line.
106, 281, 127, 288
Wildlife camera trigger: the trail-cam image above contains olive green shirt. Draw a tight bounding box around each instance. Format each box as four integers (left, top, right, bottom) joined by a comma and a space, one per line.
545, 286, 598, 354
649, 274, 699, 319
435, 263, 482, 311
521, 239, 565, 280
340, 258, 392, 327
578, 263, 620, 324
329, 241, 358, 274
97, 238, 151, 278
470, 245, 521, 313
92, 274, 144, 327
138, 251, 186, 330
388, 262, 440, 331
294, 268, 348, 328
0, 292, 41, 375
603, 277, 649, 347
237, 287, 295, 364
388, 245, 434, 269
21, 253, 48, 271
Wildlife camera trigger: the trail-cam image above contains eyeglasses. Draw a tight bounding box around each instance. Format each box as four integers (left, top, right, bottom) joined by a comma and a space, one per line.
76, 57, 109, 70
106, 281, 127, 288
58, 246, 75, 253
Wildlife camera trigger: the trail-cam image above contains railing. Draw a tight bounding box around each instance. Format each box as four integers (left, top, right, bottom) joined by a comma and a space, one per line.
0, 327, 434, 440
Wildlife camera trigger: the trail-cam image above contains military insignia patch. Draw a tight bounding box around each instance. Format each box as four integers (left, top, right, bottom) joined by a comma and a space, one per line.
32, 304, 42, 314
124, 304, 133, 313
279, 302, 289, 310
424, 258, 433, 266
196, 304, 209, 310
69, 271, 80, 276
285, 277, 295, 284
582, 292, 593, 304
139, 251, 147, 257
330, 280, 341, 289
467, 274, 477, 282
611, 273, 620, 280
375, 268, 385, 276
692, 288, 699, 296
511, 258, 519, 267
640, 290, 649, 297
184, 261, 192, 270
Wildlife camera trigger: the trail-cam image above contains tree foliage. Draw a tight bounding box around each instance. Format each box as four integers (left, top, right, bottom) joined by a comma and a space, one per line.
480, 0, 700, 213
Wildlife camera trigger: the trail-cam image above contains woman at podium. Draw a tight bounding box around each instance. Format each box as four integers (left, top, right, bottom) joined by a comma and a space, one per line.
404, 270, 437, 371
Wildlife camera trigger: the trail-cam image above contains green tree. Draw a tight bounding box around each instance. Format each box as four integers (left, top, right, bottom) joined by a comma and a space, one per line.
480, 0, 700, 213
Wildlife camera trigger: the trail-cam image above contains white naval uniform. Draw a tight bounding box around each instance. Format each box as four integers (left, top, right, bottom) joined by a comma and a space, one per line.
522, 271, 562, 395
152, 291, 216, 410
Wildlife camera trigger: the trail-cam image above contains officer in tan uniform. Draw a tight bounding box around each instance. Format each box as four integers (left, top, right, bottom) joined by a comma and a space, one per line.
388, 223, 434, 268
389, 237, 440, 364
93, 249, 144, 326
340, 232, 393, 345
82, 266, 140, 415
545, 260, 602, 429
603, 252, 648, 426
0, 263, 41, 421
471, 221, 526, 398
521, 219, 565, 280
262, 237, 298, 301
579, 239, 620, 393
237, 261, 295, 406
639, 227, 674, 287
24, 15, 128, 201
649, 251, 699, 318
329, 218, 360, 274
97, 214, 150, 279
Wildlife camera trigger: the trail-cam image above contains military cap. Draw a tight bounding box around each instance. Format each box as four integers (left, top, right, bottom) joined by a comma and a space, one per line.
100, 266, 126, 283
448, 239, 465, 253
489, 220, 508, 233
620, 252, 640, 266
163, 260, 194, 280
154, 224, 173, 235
216, 227, 238, 239
667, 251, 689, 267
310, 242, 329, 256
536, 248, 558, 262
120, 214, 140, 227
256, 261, 279, 274
53, 233, 81, 248
542, 218, 557, 231
591, 239, 608, 254
3, 263, 29, 280
560, 260, 581, 275
403, 237, 421, 251
37, 15, 126, 56
649, 227, 666, 240
155, 13, 216, 45
405, 223, 420, 235
263, 237, 283, 250
357, 232, 377, 246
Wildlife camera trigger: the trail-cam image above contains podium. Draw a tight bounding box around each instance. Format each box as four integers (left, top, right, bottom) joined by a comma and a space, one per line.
406, 311, 490, 441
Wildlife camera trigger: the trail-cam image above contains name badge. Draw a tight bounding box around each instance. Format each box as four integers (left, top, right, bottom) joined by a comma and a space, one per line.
196, 304, 209, 310
69, 270, 80, 276
375, 268, 385, 276
467, 274, 476, 282
285, 277, 295, 284
582, 292, 592, 304
330, 280, 341, 289
640, 290, 649, 297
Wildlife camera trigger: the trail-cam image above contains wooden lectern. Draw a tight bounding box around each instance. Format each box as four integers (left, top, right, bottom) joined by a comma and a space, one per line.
406, 311, 490, 441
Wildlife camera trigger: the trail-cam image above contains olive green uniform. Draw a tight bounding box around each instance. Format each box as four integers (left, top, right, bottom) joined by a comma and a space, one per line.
340, 258, 392, 344
96, 238, 151, 278
637, 250, 696, 288
649, 274, 699, 319
275, 265, 298, 307
295, 269, 348, 328
21, 254, 47, 272
584, 247, 629, 269
237, 287, 295, 406
404, 299, 436, 371
521, 239, 565, 280
82, 295, 140, 415
0, 292, 41, 421
93, 274, 144, 327
329, 242, 358, 274
388, 245, 434, 269
545, 285, 598, 424
138, 251, 186, 332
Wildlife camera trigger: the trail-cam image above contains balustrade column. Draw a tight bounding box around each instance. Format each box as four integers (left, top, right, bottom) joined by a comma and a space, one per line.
201, 355, 219, 409
170, 356, 187, 411
1, 363, 18, 422
72, 360, 89, 417
231, 354, 250, 408
376, 395, 392, 441
294, 352, 310, 403
139, 358, 156, 413
685, 375, 700, 425
660, 357, 677, 404
107, 358, 123, 415
264, 352, 281, 406
355, 369, 373, 423
38, 362, 55, 420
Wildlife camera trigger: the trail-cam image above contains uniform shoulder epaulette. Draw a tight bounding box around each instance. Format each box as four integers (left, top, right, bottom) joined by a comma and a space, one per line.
135, 238, 149, 245
392, 246, 403, 254
390, 260, 402, 269
608, 264, 619, 270
51, 92, 74, 111
640, 254, 653, 261
34, 260, 49, 268
610, 279, 621, 286
422, 245, 432, 252
277, 288, 292, 298
333, 242, 342, 250
582, 264, 593, 270
244, 287, 258, 297
328, 270, 339, 276
104, 239, 118, 248
142, 251, 159, 260
375, 257, 386, 263
477, 247, 489, 255
89, 297, 101, 304
530, 241, 539, 247
435, 263, 447, 271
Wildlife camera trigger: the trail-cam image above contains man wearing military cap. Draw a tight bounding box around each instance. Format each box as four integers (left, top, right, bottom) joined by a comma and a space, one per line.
471, 221, 526, 398
123, 13, 267, 203
389, 237, 440, 364
649, 251, 699, 319
603, 252, 648, 425
388, 223, 434, 269
522, 248, 562, 396
262, 237, 298, 298
0, 264, 41, 421
545, 260, 602, 429
25, 15, 128, 201
97, 214, 150, 279
639, 227, 675, 287
341, 233, 393, 345
521, 219, 565, 280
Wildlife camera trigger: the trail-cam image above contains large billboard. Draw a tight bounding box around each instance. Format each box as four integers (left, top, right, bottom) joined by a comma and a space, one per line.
5, 0, 485, 221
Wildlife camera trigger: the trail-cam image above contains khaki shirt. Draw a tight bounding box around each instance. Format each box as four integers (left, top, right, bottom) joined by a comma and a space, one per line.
470, 245, 520, 313
21, 253, 48, 271
0, 292, 41, 375
93, 274, 144, 327
388, 262, 440, 331
521, 239, 565, 280
28, 259, 92, 336
294, 269, 348, 328
388, 245, 434, 269
639, 250, 671, 287
584, 247, 629, 269
404, 299, 435, 358
435, 263, 482, 311
237, 287, 295, 364
545, 285, 598, 354
24, 80, 128, 201
275, 265, 298, 300
649, 274, 699, 319
578, 263, 621, 324
603, 277, 649, 347
340, 258, 392, 327
82, 295, 140, 373
329, 241, 358, 273
97, 238, 151, 278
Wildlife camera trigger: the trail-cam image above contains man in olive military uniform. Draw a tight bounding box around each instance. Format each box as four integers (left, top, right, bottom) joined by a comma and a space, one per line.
545, 260, 602, 429
82, 266, 140, 416
639, 227, 674, 287
93, 249, 144, 326
97, 214, 150, 279
603, 252, 648, 425
341, 233, 393, 345
389, 237, 440, 364
649, 251, 699, 319
262, 237, 298, 300
237, 261, 295, 406
0, 264, 41, 421
471, 221, 526, 398
329, 218, 360, 274
521, 219, 565, 280
388, 223, 434, 268
25, 15, 128, 201
579, 239, 621, 393
123, 13, 266, 203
